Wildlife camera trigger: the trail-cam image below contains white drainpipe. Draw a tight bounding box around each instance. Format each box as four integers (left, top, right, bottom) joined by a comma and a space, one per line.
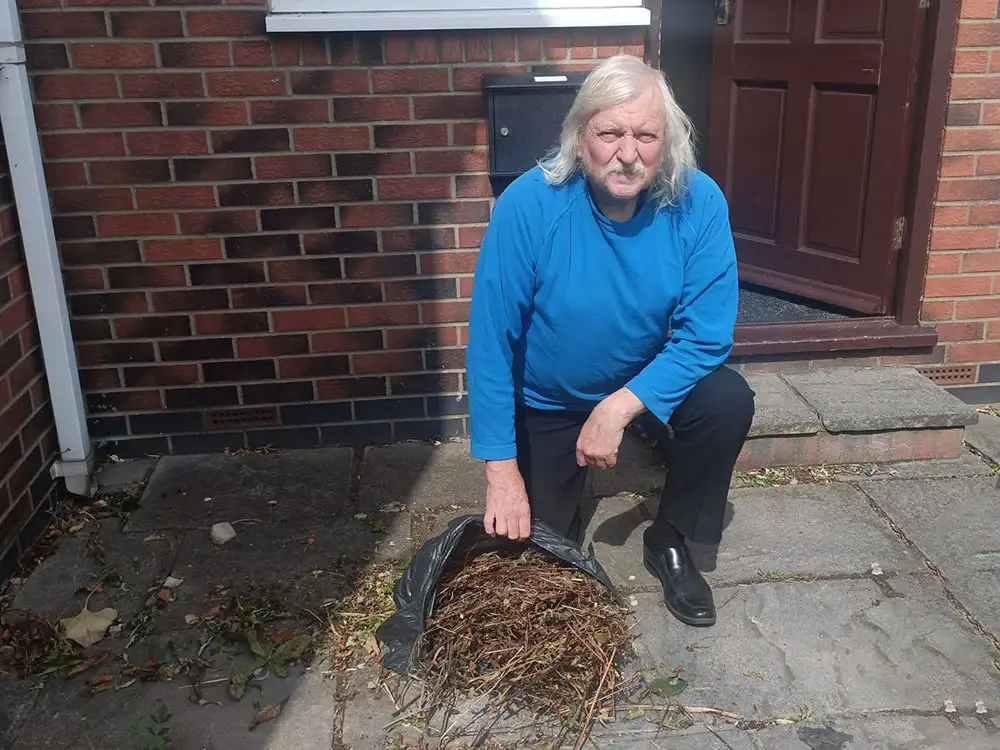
0, 0, 93, 496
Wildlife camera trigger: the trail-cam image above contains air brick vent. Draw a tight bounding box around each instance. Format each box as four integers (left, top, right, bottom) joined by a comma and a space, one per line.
917, 365, 976, 385
206, 407, 279, 430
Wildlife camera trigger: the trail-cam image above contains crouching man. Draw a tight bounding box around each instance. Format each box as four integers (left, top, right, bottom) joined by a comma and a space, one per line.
466, 54, 755, 627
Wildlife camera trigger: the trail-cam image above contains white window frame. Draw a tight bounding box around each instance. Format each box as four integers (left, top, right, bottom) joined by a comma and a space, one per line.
265, 0, 652, 33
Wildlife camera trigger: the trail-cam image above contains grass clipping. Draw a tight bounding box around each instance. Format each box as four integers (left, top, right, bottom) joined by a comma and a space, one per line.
416, 547, 636, 729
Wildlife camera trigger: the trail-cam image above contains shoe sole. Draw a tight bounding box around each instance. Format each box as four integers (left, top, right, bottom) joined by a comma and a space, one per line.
644, 559, 717, 628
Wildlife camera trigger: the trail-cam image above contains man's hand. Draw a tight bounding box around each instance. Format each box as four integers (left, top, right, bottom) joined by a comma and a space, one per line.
577, 388, 646, 469
483, 459, 531, 541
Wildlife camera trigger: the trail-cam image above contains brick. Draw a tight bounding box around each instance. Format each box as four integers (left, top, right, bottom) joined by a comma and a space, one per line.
466, 33, 489, 62
159, 338, 234, 363
110, 11, 184, 38
242, 381, 315, 405
115, 315, 190, 338
80, 102, 162, 128
336, 152, 412, 177
949, 76, 1000, 101
308, 281, 382, 304
186, 10, 265, 37
453, 122, 489, 146
374, 124, 449, 149
419, 251, 478, 274
232, 41, 273, 67
212, 128, 290, 154
252, 99, 330, 125
291, 69, 369, 95
354, 350, 423, 375
136, 185, 217, 210
175, 157, 253, 182
122, 72, 205, 99
412, 94, 485, 120
438, 36, 463, 63
377, 176, 452, 201
108, 264, 185, 288
947, 102, 981, 126
225, 233, 302, 259
937, 178, 1000, 201
22, 12, 108, 39
347, 303, 419, 327
178, 209, 259, 235
44, 162, 88, 188
278, 355, 349, 379
69, 290, 148, 316
98, 212, 177, 237
34, 73, 118, 101
961, 0, 999, 19
988, 320, 1000, 339
943, 127, 1000, 151
954, 49, 990, 73
206, 71, 287, 97
345, 254, 416, 279
166, 101, 248, 127
491, 32, 516, 62
255, 154, 332, 179
977, 154, 1000, 174
333, 96, 410, 122
44, 132, 124, 158
956, 297, 1000, 318
415, 149, 488, 174
926, 252, 962, 274
947, 341, 1000, 362
194, 311, 268, 334
272, 307, 346, 332
152, 288, 229, 312
25, 43, 69, 70
372, 67, 450, 93
935, 321, 985, 342
128, 130, 209, 156
87, 389, 163, 411
267, 258, 342, 282
385, 35, 410, 64
930, 226, 999, 250
940, 154, 976, 177
418, 200, 491, 225
924, 274, 993, 297
218, 182, 294, 207
312, 330, 383, 353
52, 188, 133, 213
340, 203, 413, 228
971, 203, 1000, 225
89, 159, 168, 185
204, 359, 276, 383
963, 250, 1000, 272
144, 238, 221, 262
72, 41, 155, 68
293, 126, 370, 152
237, 334, 309, 358
54, 216, 96, 240
983, 103, 1000, 124
298, 179, 373, 204
454, 65, 528, 92
261, 206, 335, 231
383, 227, 456, 252
63, 267, 106, 291
231, 285, 308, 308
422, 300, 470, 323
61, 239, 141, 265
165, 386, 239, 410
413, 36, 438, 64
386, 278, 456, 301
160, 41, 231, 67
920, 299, 955, 321
933, 204, 970, 226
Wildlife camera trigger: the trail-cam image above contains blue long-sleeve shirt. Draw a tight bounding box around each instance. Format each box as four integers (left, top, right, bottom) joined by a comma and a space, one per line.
466, 166, 738, 461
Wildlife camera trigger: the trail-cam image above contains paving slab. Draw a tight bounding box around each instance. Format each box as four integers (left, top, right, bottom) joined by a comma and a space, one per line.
359, 440, 486, 513
746, 373, 821, 438
124, 448, 353, 534
631, 574, 1000, 720
783, 367, 979, 433
964, 410, 1000, 465
731, 715, 1000, 749
644, 483, 921, 584
589, 430, 665, 498
833, 452, 994, 482
860, 476, 1000, 637
582, 493, 651, 589
94, 457, 157, 495
0, 681, 36, 747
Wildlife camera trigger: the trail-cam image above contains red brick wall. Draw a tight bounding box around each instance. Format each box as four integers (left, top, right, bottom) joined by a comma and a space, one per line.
0, 127, 60, 577
19, 1, 645, 455
922, 0, 1000, 393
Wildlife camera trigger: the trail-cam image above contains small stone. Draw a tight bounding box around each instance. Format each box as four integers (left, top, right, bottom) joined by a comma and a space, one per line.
628, 597, 639, 607
210, 522, 236, 545
354, 513, 368, 520
268, 500, 278, 506
870, 563, 883, 576
163, 576, 184, 589
976, 701, 988, 714
628, 575, 636, 581
944, 700, 956, 713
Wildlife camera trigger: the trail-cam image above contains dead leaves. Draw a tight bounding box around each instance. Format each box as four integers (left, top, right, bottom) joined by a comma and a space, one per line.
249, 699, 288, 731
60, 604, 118, 648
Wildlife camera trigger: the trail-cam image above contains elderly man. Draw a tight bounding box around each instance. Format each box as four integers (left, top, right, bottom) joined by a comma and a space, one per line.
466, 54, 755, 628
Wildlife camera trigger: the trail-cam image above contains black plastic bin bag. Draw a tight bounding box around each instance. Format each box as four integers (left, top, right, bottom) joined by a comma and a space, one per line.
375, 514, 619, 675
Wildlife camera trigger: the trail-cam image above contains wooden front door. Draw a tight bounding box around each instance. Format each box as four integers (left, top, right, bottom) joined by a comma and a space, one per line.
706, 0, 926, 315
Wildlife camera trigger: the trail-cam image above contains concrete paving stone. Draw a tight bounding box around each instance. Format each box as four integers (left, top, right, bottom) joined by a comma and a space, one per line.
783, 367, 979, 433
94, 457, 157, 495
6, 657, 328, 750
964, 410, 1000, 466
124, 448, 353, 534
745, 373, 821, 438
630, 574, 1000, 720
644, 483, 922, 584
730, 715, 1000, 749
359, 440, 486, 513
833, 452, 994, 482
589, 430, 666, 498
860, 476, 1000, 636
0, 681, 37, 746
582, 493, 652, 589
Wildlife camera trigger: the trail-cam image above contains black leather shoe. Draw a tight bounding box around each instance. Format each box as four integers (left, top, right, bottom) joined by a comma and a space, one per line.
643, 543, 716, 627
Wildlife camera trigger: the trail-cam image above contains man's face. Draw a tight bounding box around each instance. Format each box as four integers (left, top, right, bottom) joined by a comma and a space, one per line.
578, 87, 666, 201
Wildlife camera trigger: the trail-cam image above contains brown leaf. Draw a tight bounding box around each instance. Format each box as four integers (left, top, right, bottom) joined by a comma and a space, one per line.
86, 673, 113, 687
249, 699, 287, 731
62, 653, 109, 680
68, 522, 86, 534
269, 628, 294, 645
143, 533, 165, 542
204, 605, 221, 620
156, 589, 173, 604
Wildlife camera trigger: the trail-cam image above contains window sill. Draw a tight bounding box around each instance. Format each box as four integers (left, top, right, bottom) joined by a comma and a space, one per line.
264, 7, 652, 33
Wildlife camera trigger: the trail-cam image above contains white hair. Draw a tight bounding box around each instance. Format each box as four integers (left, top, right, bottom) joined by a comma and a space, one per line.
538, 54, 697, 208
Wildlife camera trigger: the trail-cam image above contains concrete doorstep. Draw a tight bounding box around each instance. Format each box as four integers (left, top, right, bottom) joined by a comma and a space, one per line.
0, 415, 998, 749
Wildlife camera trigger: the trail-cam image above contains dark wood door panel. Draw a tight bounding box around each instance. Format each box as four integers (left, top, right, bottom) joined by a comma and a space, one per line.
708, 0, 925, 315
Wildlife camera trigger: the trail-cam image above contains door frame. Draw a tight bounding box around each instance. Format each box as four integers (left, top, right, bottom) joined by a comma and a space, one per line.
643, 0, 957, 356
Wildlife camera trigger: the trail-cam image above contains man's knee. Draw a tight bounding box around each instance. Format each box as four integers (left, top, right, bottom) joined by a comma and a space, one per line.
680, 366, 756, 435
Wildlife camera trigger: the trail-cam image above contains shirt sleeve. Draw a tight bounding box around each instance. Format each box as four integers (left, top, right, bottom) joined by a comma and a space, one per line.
625, 176, 738, 424
466, 187, 538, 461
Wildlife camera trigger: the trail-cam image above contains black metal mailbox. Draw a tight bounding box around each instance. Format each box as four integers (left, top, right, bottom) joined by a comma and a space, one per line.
483, 72, 589, 180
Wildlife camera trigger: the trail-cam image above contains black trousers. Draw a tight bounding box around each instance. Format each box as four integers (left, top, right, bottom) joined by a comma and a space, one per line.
515, 366, 755, 547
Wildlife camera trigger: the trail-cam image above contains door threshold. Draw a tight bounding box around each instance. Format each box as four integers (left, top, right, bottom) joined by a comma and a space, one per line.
732, 317, 938, 357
